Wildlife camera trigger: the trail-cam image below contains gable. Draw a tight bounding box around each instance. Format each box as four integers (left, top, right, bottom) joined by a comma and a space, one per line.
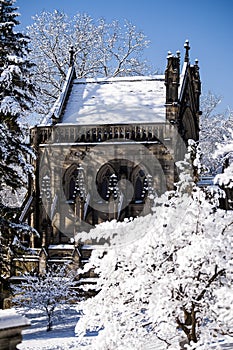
60, 75, 166, 125
178, 63, 200, 141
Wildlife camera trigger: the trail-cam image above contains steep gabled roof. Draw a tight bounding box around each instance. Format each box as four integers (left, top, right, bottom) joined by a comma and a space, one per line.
61, 75, 166, 125
40, 40, 201, 130
41, 72, 166, 126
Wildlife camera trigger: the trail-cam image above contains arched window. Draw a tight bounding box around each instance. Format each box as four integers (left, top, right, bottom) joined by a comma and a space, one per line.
182, 107, 198, 141
63, 164, 86, 202
96, 164, 117, 202
134, 169, 146, 203
101, 176, 109, 201
131, 166, 153, 204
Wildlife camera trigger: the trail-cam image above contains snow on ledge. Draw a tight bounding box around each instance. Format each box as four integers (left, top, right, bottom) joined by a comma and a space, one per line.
0, 309, 30, 330
48, 244, 75, 250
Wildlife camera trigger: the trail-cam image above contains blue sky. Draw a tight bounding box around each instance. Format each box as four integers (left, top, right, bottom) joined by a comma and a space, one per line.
16, 0, 233, 114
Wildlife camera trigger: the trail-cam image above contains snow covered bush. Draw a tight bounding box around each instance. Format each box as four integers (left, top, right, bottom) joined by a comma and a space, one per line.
74, 180, 233, 349
12, 264, 79, 331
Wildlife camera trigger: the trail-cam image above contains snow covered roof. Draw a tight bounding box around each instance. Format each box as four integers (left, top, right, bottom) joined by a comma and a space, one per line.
60, 75, 166, 125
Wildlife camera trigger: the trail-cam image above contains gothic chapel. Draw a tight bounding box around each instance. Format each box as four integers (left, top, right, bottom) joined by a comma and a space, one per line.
18, 40, 201, 272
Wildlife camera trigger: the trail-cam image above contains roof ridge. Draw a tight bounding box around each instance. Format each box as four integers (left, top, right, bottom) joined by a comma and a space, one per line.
73, 75, 165, 84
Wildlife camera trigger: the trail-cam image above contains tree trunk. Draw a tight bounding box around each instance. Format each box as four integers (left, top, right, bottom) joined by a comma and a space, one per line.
46, 311, 53, 331
177, 305, 198, 348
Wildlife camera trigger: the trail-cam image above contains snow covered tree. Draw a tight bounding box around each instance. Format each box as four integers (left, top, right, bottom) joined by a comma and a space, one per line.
0, 0, 37, 305
199, 91, 233, 174
12, 264, 79, 331
26, 11, 152, 115
214, 126, 233, 209
0, 0, 35, 121
73, 163, 233, 349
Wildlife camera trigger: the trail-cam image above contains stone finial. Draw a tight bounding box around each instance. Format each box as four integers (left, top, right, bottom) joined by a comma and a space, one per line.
184, 40, 190, 62
69, 46, 75, 66
176, 50, 181, 59
167, 51, 173, 58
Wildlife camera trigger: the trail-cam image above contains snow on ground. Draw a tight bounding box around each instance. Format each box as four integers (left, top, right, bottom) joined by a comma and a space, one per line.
14, 306, 233, 349
17, 307, 82, 350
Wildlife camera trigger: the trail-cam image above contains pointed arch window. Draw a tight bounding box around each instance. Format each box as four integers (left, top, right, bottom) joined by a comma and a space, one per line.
132, 166, 154, 204
134, 176, 144, 202
63, 164, 87, 202
134, 169, 146, 203
96, 164, 118, 202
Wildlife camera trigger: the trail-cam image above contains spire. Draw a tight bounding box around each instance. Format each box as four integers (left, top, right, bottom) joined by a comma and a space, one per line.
184, 40, 190, 62
165, 49, 180, 104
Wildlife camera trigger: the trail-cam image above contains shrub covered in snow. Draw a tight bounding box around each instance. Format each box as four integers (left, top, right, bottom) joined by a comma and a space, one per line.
74, 176, 233, 349
12, 265, 79, 331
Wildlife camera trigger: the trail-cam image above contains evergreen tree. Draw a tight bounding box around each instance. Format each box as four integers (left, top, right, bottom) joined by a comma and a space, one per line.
0, 0, 36, 306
